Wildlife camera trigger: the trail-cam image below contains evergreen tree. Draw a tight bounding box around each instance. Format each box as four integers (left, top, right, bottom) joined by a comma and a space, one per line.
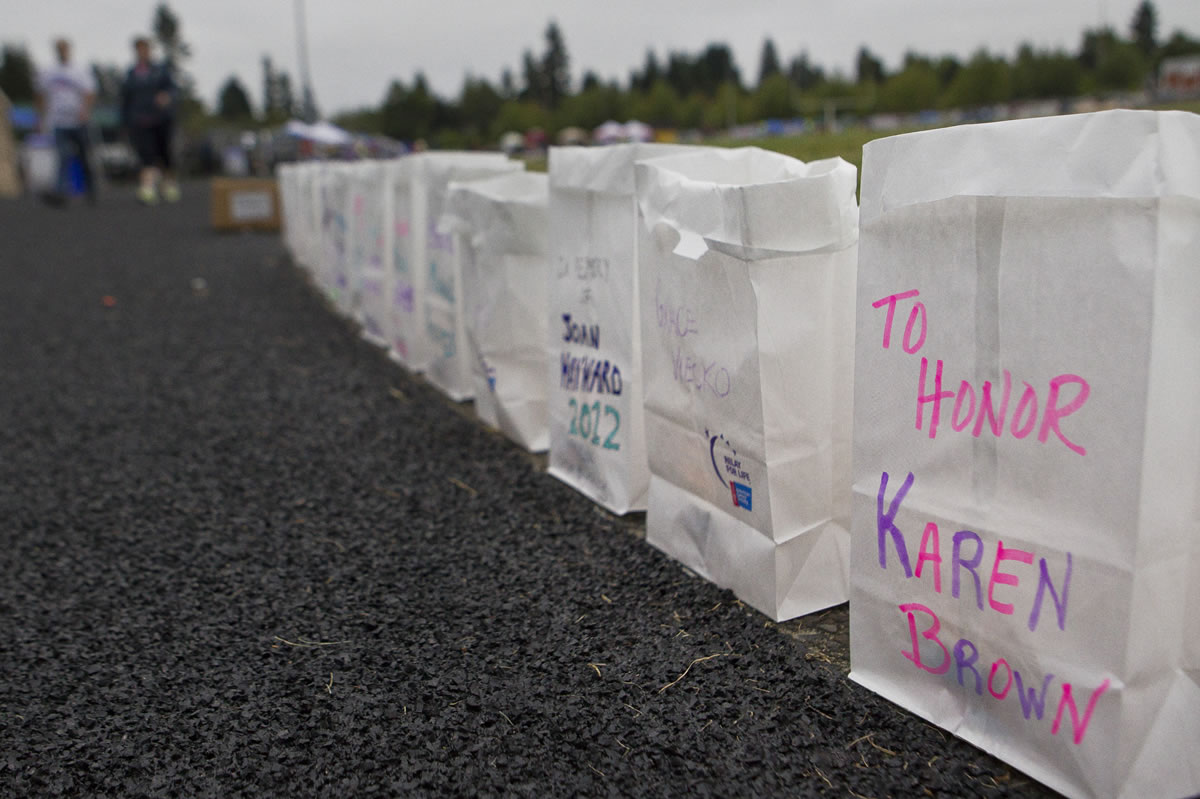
261, 56, 295, 120
379, 80, 407, 138
877, 60, 940, 112
631, 50, 661, 93
856, 46, 886, 84
541, 21, 570, 109
380, 73, 437, 141
1131, 1, 1158, 56
262, 56, 276, 118
0, 45, 35, 103
520, 49, 545, 104
631, 80, 680, 126
459, 75, 503, 135
940, 49, 1011, 107
1159, 30, 1200, 59
753, 72, 793, 117
217, 76, 253, 120
298, 85, 318, 123
152, 3, 191, 78
1011, 45, 1082, 99
934, 55, 962, 88
90, 63, 125, 106
1078, 28, 1117, 71
276, 73, 294, 118
151, 3, 198, 119
664, 52, 692, 96
757, 38, 781, 86
787, 52, 824, 91
696, 44, 741, 93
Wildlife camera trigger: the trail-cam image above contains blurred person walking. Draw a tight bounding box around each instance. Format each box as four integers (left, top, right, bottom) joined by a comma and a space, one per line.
35, 38, 97, 206
120, 36, 179, 205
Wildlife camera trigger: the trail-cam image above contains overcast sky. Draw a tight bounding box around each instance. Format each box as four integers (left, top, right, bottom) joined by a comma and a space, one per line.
8, 1, 1200, 115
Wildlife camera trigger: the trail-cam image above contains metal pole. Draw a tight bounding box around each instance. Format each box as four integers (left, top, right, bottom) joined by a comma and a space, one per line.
295, 0, 316, 120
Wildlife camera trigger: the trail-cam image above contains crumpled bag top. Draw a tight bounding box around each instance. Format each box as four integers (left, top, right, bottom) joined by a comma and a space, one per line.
860, 109, 1200, 223
441, 171, 549, 256
549, 142, 703, 195
412, 150, 522, 184
635, 146, 859, 261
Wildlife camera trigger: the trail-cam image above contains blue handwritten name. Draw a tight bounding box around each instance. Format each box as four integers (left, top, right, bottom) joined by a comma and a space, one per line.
672, 346, 731, 398
560, 352, 623, 395
655, 279, 700, 338
429, 260, 454, 303
562, 314, 600, 349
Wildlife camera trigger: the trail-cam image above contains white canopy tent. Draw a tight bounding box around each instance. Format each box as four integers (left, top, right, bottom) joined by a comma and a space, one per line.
284, 120, 354, 146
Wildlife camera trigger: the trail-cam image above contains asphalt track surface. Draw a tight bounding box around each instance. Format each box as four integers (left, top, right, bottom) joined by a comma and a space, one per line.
0, 185, 1058, 797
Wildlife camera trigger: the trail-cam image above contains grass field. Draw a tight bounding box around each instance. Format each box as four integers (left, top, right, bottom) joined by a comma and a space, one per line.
708, 99, 1200, 169
526, 101, 1200, 175
705, 125, 908, 172
522, 125, 903, 173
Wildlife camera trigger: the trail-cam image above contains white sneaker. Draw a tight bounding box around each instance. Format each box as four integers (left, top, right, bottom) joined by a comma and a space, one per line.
162, 183, 181, 203
136, 185, 158, 205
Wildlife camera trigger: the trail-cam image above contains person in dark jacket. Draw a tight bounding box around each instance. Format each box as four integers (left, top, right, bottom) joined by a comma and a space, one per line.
120, 36, 179, 204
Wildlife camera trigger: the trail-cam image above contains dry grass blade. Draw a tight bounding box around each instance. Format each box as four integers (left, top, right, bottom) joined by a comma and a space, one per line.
847, 732, 899, 757
448, 477, 477, 496
804, 699, 834, 721
658, 652, 731, 693
273, 636, 347, 648
868, 738, 897, 756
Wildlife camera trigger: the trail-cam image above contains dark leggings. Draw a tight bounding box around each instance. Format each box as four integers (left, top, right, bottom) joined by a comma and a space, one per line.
129, 122, 174, 170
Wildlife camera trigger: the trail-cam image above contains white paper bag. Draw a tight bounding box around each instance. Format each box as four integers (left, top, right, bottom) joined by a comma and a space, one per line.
293, 163, 323, 274
442, 171, 551, 450
20, 139, 57, 195
277, 163, 301, 261
317, 162, 351, 310
280, 162, 317, 270
850, 110, 1200, 799
424, 199, 474, 400
636, 147, 858, 621
308, 167, 325, 273
384, 157, 417, 365
548, 143, 699, 514
345, 162, 388, 346
387, 152, 520, 372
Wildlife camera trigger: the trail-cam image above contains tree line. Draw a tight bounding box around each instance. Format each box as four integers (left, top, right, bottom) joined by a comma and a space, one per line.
333, 2, 1200, 147
2, 1, 1197, 146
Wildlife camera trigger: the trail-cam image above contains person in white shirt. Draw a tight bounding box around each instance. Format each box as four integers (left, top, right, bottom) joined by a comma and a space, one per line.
35, 38, 96, 205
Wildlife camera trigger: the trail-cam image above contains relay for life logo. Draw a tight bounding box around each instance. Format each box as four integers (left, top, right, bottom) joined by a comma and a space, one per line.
707, 430, 752, 511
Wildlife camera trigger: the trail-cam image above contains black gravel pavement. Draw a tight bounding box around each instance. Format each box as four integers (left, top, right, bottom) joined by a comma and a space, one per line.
0, 185, 1057, 797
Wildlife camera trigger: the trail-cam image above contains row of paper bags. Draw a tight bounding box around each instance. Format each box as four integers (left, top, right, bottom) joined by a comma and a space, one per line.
278, 110, 1200, 799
